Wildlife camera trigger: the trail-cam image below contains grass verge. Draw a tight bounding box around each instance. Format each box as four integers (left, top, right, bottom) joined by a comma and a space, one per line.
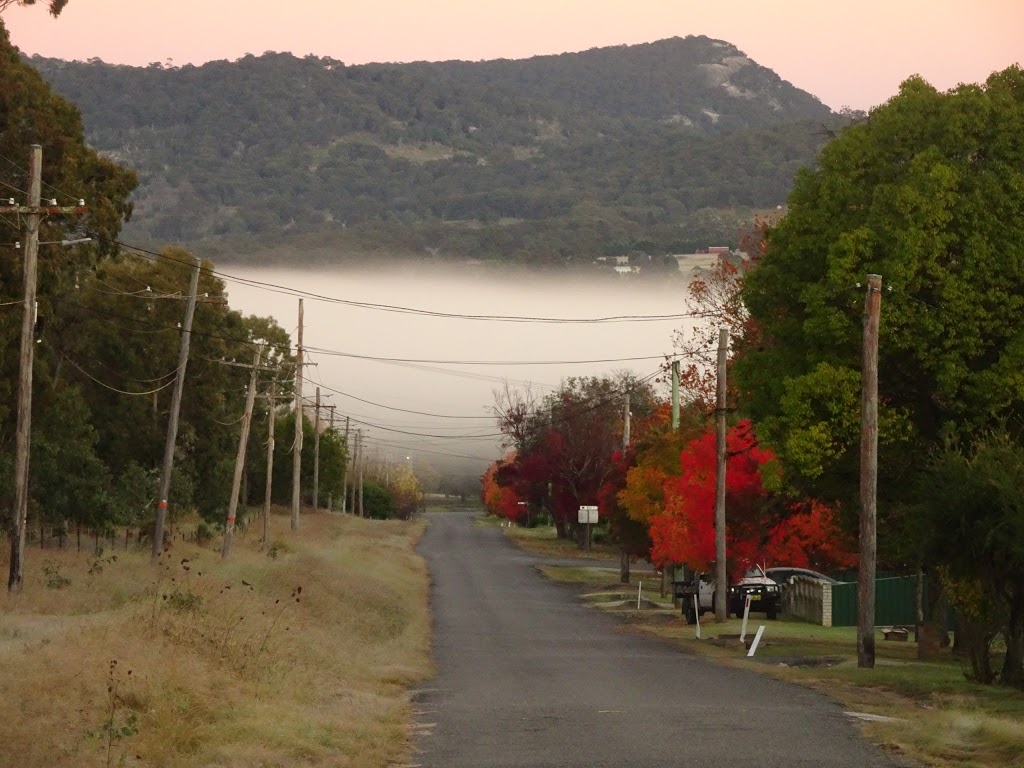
496, 520, 623, 561
0, 509, 431, 768
540, 565, 1024, 768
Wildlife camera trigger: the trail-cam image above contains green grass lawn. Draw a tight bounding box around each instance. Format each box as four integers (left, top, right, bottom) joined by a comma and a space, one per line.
541, 564, 1024, 768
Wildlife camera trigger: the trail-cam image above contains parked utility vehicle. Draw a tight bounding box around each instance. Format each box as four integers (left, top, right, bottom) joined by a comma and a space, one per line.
673, 565, 782, 622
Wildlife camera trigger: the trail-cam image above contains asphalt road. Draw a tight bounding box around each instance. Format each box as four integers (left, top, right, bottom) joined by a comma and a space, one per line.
413, 511, 900, 768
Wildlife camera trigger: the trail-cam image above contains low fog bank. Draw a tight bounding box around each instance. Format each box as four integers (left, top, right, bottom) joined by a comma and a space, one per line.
220, 261, 703, 483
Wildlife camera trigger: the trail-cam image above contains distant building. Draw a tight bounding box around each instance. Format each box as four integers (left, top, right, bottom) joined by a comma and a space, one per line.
671, 251, 722, 275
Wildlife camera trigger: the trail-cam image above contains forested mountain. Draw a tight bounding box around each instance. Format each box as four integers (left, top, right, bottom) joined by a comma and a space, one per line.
27, 36, 840, 264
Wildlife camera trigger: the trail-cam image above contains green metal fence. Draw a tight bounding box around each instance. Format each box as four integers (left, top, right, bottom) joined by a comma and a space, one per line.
830, 575, 952, 628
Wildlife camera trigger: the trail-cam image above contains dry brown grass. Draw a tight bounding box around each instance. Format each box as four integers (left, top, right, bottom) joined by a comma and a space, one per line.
501, 522, 622, 562
0, 509, 431, 768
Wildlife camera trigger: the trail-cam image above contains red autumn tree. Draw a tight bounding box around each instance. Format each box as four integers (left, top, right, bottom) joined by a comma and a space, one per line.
493, 374, 659, 541
764, 502, 857, 572
652, 420, 773, 578
649, 419, 855, 577
481, 454, 526, 523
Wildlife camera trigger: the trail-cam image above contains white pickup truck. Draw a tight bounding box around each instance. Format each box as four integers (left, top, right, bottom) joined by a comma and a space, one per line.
674, 565, 782, 622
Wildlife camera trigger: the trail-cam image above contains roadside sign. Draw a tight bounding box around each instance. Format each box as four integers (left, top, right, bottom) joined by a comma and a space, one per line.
578, 505, 598, 524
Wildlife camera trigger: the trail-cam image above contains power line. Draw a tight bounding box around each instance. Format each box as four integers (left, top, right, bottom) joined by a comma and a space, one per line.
64, 295, 679, 374
360, 437, 491, 463
310, 366, 662, 442
0, 151, 80, 208
63, 355, 179, 397
302, 345, 673, 367
116, 241, 712, 325
304, 369, 519, 419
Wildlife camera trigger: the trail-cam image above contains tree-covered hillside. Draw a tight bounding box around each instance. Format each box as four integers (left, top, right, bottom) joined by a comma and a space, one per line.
411, 37, 829, 128
28, 36, 841, 264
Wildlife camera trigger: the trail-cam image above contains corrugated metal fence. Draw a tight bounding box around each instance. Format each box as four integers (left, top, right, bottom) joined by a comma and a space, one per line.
830, 574, 952, 628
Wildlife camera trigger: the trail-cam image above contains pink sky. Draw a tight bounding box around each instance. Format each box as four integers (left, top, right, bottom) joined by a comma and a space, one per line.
3, 0, 1021, 110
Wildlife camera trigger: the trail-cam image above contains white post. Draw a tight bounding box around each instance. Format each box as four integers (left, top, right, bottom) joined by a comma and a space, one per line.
747, 625, 766, 657
740, 595, 752, 642
693, 595, 702, 639
637, 581, 642, 610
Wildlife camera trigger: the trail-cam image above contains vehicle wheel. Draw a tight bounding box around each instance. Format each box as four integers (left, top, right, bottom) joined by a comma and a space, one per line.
766, 605, 778, 620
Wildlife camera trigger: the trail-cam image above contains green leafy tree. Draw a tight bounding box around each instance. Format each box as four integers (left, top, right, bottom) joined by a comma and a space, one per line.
734, 67, 1024, 684
736, 67, 1024, 519
914, 431, 1024, 686
0, 20, 135, 560
362, 481, 397, 520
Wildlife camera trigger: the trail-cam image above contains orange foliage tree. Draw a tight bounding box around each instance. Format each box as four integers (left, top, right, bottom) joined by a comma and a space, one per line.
647, 420, 854, 578
481, 455, 525, 523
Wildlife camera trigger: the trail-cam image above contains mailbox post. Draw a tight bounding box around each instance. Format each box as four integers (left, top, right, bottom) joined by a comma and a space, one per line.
578, 505, 599, 551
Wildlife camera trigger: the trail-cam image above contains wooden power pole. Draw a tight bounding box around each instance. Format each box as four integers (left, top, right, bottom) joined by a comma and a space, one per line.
714, 328, 729, 622
325, 405, 336, 512
151, 255, 202, 561
222, 344, 263, 559
357, 430, 365, 517
291, 299, 303, 531
622, 394, 631, 449
671, 360, 681, 431
340, 416, 351, 513
620, 394, 632, 584
858, 274, 882, 669
263, 380, 277, 543
312, 387, 321, 510
5, 146, 86, 591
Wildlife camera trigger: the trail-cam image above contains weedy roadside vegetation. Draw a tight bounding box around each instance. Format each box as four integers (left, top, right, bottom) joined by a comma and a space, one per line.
0, 508, 431, 768
543, 564, 1024, 768
497, 519, 621, 562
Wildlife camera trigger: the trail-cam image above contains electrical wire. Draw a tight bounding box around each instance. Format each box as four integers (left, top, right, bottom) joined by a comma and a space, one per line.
303, 360, 495, 420
311, 366, 663, 442
0, 151, 80, 208
63, 349, 185, 384
0, 177, 26, 197
117, 241, 712, 325
64, 356, 179, 396
64, 296, 676, 374
359, 437, 491, 463
302, 345, 672, 367
211, 411, 247, 427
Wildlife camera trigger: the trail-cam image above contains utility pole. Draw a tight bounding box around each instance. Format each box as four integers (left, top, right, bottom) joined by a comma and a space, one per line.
622, 394, 631, 449
312, 387, 321, 510
858, 274, 882, 669
263, 380, 277, 543
340, 416, 350, 513
357, 430, 365, 517
152, 255, 202, 561
671, 360, 681, 431
714, 328, 729, 622
620, 394, 632, 584
5, 146, 86, 591
326, 405, 336, 511
291, 299, 303, 531
222, 344, 263, 559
